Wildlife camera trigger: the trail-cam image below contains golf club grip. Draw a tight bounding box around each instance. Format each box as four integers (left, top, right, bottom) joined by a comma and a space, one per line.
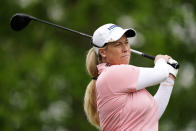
131, 50, 180, 69
131, 49, 155, 60
142, 53, 155, 60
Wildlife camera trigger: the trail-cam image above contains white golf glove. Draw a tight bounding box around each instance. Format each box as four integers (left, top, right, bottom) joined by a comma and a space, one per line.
167, 58, 179, 78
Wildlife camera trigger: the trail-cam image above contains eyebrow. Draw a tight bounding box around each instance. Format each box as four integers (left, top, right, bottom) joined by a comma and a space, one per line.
107, 39, 128, 46
115, 40, 128, 44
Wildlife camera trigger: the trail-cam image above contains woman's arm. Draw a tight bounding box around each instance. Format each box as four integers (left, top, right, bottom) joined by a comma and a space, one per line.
136, 58, 170, 90
154, 77, 174, 119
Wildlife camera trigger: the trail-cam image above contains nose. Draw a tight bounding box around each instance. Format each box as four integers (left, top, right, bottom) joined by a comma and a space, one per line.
122, 43, 129, 53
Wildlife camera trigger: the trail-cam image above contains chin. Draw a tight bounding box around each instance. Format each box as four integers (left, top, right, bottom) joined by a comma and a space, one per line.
110, 58, 130, 65
120, 60, 130, 65
123, 61, 130, 65
121, 58, 130, 64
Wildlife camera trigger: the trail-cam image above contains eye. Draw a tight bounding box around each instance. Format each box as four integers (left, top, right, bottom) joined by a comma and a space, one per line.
114, 42, 121, 47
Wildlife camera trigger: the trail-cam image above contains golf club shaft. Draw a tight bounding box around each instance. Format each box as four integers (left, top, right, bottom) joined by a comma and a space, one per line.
10, 13, 159, 61
131, 49, 155, 60
25, 14, 156, 60
11, 13, 180, 69
31, 16, 92, 38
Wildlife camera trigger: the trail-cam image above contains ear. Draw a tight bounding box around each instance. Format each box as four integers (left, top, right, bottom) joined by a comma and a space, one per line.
98, 48, 106, 58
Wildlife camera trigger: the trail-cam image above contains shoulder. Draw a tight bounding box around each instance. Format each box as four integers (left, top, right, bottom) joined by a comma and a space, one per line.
96, 64, 140, 93
107, 64, 139, 74
98, 64, 139, 82
110, 64, 138, 69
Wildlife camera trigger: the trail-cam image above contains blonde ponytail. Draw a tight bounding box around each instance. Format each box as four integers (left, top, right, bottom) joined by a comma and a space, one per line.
84, 48, 100, 129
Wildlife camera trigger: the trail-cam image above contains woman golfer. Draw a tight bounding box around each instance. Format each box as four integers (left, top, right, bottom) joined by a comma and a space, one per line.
84, 24, 178, 131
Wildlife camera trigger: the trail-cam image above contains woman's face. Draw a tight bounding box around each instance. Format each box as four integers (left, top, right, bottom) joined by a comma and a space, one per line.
99, 35, 131, 65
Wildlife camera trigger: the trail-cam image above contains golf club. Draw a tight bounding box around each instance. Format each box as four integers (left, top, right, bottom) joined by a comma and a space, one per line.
10, 13, 179, 69
10, 13, 92, 38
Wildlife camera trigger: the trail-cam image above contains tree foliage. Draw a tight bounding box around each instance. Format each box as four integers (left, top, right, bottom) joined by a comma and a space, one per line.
0, 0, 196, 130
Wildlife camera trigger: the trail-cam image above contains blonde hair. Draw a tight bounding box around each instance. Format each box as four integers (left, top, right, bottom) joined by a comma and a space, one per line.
84, 48, 100, 129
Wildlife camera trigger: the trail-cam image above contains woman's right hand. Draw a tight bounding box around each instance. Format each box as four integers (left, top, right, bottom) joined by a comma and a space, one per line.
154, 55, 171, 64
155, 55, 177, 81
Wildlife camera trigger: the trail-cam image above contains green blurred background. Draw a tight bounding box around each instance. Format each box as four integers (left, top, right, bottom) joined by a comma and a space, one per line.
1, 0, 196, 130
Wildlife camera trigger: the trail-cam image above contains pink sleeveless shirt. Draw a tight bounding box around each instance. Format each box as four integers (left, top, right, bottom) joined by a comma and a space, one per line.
96, 63, 158, 131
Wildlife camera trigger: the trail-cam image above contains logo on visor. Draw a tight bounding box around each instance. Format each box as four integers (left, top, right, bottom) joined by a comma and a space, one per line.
107, 25, 120, 30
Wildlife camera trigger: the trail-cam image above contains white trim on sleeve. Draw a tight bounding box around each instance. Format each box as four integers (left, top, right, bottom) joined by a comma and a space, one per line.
136, 58, 169, 90
154, 77, 174, 119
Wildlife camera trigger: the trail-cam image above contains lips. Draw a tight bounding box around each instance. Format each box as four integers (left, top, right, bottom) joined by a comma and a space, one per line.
121, 54, 130, 58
